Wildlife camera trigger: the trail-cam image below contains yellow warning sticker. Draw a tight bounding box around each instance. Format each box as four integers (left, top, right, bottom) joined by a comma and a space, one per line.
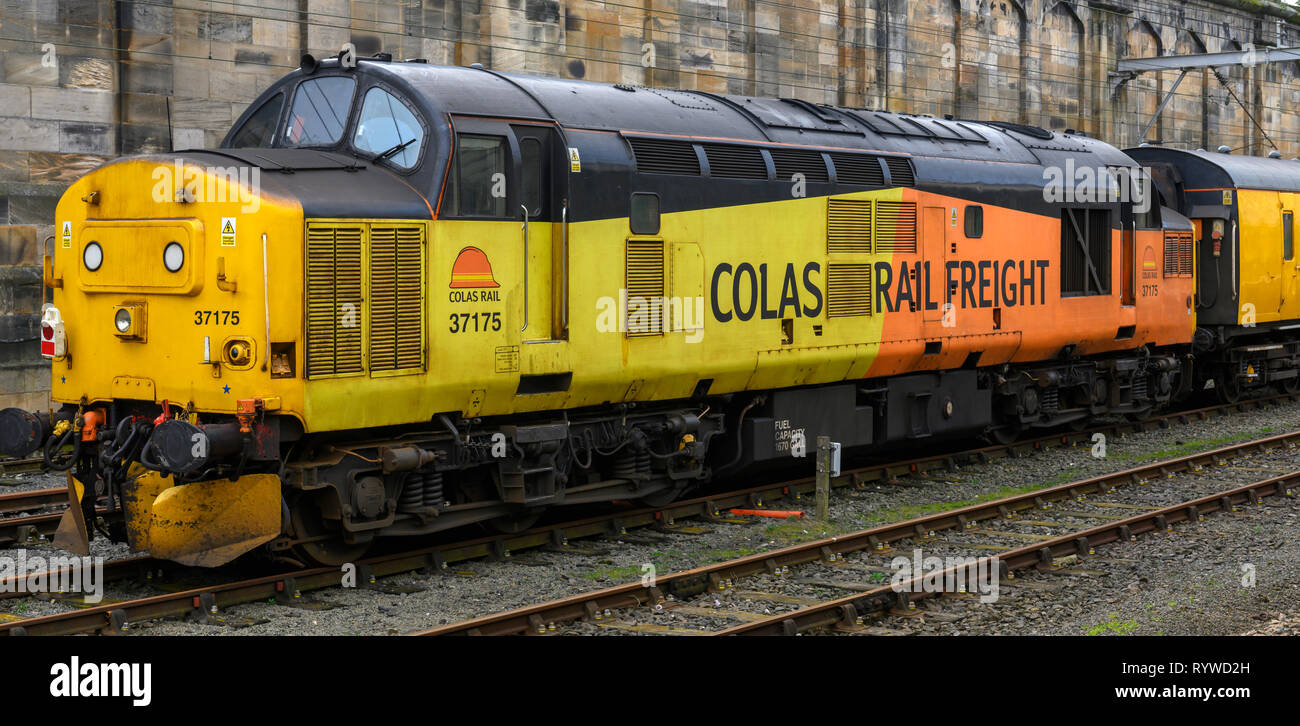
61, 221, 71, 248
1222, 190, 1233, 205
220, 217, 236, 247
568, 147, 581, 173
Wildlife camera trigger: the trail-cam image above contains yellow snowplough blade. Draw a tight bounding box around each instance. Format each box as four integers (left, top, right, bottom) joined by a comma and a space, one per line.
122, 468, 281, 567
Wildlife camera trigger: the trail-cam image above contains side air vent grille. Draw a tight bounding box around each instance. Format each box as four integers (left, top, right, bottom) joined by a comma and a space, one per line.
769, 148, 829, 183
874, 201, 918, 253
305, 224, 365, 378
703, 144, 768, 179
625, 240, 665, 337
826, 264, 872, 317
827, 199, 872, 254
830, 153, 885, 186
369, 225, 425, 372
884, 156, 916, 187
1163, 229, 1194, 277
629, 137, 700, 175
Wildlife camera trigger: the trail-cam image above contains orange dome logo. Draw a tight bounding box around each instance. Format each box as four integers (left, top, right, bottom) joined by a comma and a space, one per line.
449, 246, 499, 288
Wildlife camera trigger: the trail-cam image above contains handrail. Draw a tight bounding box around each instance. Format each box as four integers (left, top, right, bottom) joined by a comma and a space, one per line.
261, 233, 271, 371
561, 200, 568, 334
520, 205, 529, 333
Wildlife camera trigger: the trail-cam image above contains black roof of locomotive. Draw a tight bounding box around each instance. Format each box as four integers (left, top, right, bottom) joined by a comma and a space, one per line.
232, 58, 1137, 172
1126, 146, 1300, 193
375, 60, 1135, 167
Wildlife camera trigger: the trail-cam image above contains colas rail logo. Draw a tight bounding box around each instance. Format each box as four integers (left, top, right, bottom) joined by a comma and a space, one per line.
448, 246, 501, 303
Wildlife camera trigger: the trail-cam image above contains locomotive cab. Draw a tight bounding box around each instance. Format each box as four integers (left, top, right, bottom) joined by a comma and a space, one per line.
1128, 146, 1300, 399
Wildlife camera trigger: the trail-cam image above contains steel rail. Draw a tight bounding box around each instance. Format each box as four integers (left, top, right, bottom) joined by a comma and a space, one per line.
0, 487, 66, 515
0, 457, 45, 481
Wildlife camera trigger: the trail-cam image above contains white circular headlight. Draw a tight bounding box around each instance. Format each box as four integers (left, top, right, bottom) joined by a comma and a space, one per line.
114, 308, 132, 333
83, 242, 103, 271
163, 242, 184, 272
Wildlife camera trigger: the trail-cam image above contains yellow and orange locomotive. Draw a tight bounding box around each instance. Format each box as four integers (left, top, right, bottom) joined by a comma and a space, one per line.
1, 55, 1296, 566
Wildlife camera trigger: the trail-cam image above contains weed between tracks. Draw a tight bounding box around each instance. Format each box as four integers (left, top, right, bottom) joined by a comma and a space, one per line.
1084, 613, 1140, 635
860, 472, 1082, 525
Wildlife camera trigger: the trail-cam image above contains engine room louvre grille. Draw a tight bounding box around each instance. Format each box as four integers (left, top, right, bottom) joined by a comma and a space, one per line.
826, 264, 872, 317
628, 137, 700, 175
625, 240, 665, 337
884, 156, 915, 186
770, 148, 829, 183
305, 224, 364, 378
703, 144, 768, 179
827, 199, 872, 254
369, 225, 425, 372
874, 201, 918, 253
1163, 229, 1193, 277
830, 153, 884, 186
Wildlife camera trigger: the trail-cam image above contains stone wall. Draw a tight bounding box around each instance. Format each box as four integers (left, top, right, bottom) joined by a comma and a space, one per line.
0, 0, 1298, 409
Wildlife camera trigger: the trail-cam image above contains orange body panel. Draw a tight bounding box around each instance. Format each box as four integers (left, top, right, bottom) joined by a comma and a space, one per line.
862, 190, 1196, 378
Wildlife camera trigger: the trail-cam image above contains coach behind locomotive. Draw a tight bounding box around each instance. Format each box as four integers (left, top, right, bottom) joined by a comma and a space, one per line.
0, 54, 1200, 567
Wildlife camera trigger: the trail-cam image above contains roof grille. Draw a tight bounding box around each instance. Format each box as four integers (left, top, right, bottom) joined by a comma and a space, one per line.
629, 137, 700, 175
830, 153, 884, 186
770, 148, 829, 183
884, 157, 915, 187
703, 144, 768, 179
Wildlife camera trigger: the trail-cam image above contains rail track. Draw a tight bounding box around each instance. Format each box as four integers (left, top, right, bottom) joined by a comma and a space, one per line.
2, 419, 1298, 636
0, 457, 44, 483
408, 431, 1300, 636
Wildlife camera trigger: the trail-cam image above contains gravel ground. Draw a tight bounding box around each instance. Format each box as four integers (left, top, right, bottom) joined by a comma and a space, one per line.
3, 397, 1300, 635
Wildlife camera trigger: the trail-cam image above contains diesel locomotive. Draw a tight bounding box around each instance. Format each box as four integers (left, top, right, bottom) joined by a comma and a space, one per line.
0, 54, 1295, 567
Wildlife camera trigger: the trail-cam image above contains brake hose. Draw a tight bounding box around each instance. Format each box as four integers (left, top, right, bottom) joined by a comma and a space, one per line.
43, 427, 80, 471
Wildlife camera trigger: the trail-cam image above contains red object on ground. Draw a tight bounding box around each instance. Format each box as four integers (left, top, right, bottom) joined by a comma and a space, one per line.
728, 508, 805, 519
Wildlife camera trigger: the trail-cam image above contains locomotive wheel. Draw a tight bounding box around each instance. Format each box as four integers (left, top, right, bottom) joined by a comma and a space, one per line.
988, 421, 1022, 445
289, 496, 372, 567
636, 484, 688, 508
1278, 376, 1300, 394
1215, 373, 1242, 404
486, 510, 542, 534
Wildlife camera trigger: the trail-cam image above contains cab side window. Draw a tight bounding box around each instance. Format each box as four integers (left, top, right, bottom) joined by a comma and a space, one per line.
352, 87, 425, 170
284, 76, 356, 147
446, 135, 507, 217
228, 93, 283, 148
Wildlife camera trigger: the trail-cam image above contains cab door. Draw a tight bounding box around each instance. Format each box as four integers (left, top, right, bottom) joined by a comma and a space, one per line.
1279, 198, 1299, 317
512, 123, 569, 343
921, 206, 947, 324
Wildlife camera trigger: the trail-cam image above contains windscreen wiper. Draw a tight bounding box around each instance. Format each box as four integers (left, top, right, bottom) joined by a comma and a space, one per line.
370, 138, 415, 162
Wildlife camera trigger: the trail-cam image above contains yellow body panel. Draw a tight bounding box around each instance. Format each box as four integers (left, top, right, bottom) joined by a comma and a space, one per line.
52, 159, 307, 419
1236, 188, 1300, 324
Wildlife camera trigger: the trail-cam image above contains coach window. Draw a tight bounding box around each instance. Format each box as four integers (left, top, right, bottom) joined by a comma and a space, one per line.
445, 134, 508, 217
964, 205, 983, 238
1285, 212, 1294, 261
630, 193, 660, 235
283, 76, 356, 147
353, 87, 425, 170
228, 93, 283, 148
